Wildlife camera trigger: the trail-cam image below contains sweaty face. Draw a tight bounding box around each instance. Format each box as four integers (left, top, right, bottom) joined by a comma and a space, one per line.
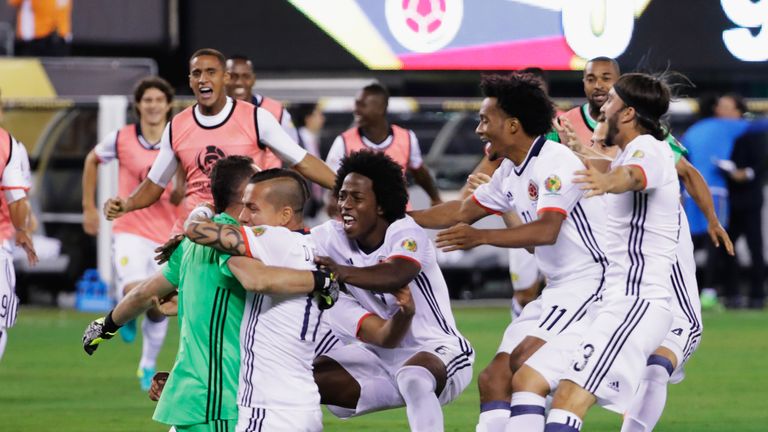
225, 59, 255, 102
337, 173, 381, 240
583, 61, 619, 113
136, 87, 171, 127
238, 183, 286, 227
599, 88, 625, 147
475, 97, 510, 162
353, 90, 386, 129
189, 55, 229, 109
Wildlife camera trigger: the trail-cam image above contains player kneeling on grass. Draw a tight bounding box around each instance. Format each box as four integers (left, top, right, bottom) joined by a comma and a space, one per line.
309, 151, 474, 431
82, 157, 339, 432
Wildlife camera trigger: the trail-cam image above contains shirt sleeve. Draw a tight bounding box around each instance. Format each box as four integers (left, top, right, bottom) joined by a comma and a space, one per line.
146, 123, 178, 188
93, 130, 118, 163
621, 138, 670, 190
385, 223, 429, 268
472, 162, 512, 215
326, 292, 376, 343
325, 136, 345, 174
535, 155, 584, 217
161, 242, 184, 287
280, 108, 300, 145
408, 131, 424, 169
256, 108, 308, 166
3, 137, 31, 203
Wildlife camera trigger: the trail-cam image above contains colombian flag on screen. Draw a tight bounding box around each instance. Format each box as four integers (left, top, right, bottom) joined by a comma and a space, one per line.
287, 0, 652, 70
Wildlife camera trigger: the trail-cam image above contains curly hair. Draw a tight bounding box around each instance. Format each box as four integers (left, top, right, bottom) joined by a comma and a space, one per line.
480, 73, 554, 136
334, 151, 408, 223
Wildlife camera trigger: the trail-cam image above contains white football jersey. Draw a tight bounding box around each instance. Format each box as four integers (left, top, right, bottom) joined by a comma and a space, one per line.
473, 136, 608, 286
311, 217, 473, 358
603, 134, 681, 300
235, 225, 322, 411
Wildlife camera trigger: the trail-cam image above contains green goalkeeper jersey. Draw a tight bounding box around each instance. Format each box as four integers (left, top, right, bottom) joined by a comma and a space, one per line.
153, 212, 245, 427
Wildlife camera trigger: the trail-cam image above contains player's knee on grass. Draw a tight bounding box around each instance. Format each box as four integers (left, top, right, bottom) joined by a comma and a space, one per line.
509, 336, 546, 373
511, 364, 550, 396
550, 379, 596, 418
403, 351, 447, 395
478, 352, 512, 402
312, 355, 360, 408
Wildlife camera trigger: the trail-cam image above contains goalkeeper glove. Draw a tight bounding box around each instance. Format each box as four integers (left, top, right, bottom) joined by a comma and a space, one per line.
82, 311, 122, 355
312, 269, 343, 310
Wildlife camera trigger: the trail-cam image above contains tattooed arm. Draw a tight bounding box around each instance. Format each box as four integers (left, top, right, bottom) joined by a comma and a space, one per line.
184, 218, 248, 256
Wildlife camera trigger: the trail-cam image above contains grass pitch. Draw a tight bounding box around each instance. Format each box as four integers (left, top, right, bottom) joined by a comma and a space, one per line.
0, 306, 765, 431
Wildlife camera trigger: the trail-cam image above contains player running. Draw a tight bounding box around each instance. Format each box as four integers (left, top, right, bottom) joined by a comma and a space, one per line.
543, 73, 681, 431
81, 76, 179, 390
82, 157, 338, 431
307, 150, 472, 431
103, 48, 335, 232
409, 73, 608, 432
225, 54, 299, 143
325, 83, 442, 208
0, 126, 37, 363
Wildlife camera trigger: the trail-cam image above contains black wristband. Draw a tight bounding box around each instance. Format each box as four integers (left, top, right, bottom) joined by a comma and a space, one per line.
312, 270, 327, 292
103, 310, 123, 333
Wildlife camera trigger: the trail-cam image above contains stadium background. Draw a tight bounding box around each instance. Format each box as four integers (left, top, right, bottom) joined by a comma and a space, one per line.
0, 0, 766, 430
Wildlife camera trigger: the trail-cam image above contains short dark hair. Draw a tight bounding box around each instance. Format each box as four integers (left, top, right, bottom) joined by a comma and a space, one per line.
190, 48, 227, 69
480, 73, 554, 136
362, 83, 390, 106
248, 168, 310, 212
587, 56, 621, 75
334, 151, 408, 223
209, 155, 256, 213
612, 73, 671, 140
290, 102, 318, 128
133, 76, 174, 121
697, 92, 719, 119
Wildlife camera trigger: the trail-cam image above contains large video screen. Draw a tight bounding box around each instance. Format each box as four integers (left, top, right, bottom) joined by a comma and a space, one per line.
287, 0, 768, 71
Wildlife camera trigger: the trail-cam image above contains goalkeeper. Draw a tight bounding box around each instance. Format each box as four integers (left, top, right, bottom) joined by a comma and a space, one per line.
82, 159, 339, 432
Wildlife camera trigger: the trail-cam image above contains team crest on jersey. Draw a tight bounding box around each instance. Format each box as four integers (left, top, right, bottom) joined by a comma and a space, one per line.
196, 145, 227, 175
544, 175, 562, 194
251, 226, 266, 236
631, 150, 645, 159
401, 238, 418, 252
528, 180, 539, 201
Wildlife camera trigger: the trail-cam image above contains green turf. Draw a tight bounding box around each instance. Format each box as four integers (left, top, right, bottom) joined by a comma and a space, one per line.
0, 306, 765, 431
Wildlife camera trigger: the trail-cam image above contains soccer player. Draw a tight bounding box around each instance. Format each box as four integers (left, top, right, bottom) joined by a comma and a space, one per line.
309, 151, 473, 431
325, 83, 442, 208
557, 57, 620, 149
0, 126, 37, 362
103, 48, 335, 231
543, 73, 681, 431
225, 54, 299, 143
178, 168, 344, 431
83, 157, 337, 431
409, 73, 608, 432
81, 76, 178, 390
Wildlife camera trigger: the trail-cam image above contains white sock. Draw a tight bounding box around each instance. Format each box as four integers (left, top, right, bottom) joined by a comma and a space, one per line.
621, 362, 673, 432
0, 329, 7, 362
505, 391, 545, 432
545, 408, 582, 431
139, 315, 168, 369
395, 365, 443, 432
477, 402, 510, 432
355, 375, 405, 416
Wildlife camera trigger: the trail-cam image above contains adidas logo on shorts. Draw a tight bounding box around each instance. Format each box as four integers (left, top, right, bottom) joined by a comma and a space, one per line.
607, 380, 620, 392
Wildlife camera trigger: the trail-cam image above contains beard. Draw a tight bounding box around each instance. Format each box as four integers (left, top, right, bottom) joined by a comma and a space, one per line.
604, 113, 620, 147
